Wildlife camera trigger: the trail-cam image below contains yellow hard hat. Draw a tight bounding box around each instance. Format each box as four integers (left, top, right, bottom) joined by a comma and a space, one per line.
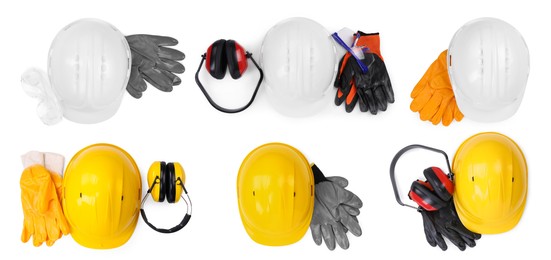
237, 143, 314, 246
62, 143, 142, 249
453, 132, 527, 234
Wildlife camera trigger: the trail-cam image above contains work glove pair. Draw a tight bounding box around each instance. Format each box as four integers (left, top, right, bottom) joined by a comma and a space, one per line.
334, 31, 394, 114
412, 180, 480, 251
410, 50, 463, 126
310, 164, 363, 250
125, 35, 186, 98
20, 151, 69, 247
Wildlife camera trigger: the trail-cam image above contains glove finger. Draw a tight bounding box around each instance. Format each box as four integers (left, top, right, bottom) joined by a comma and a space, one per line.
442, 99, 455, 126
139, 34, 179, 47
419, 94, 443, 121
358, 93, 368, 112
364, 89, 378, 115
126, 85, 143, 99
157, 59, 185, 74
45, 218, 61, 247
52, 201, 70, 235
33, 216, 47, 247
344, 84, 359, 113
339, 207, 362, 236
430, 94, 453, 125
326, 176, 348, 188
21, 217, 33, 243
160, 70, 182, 86
158, 47, 185, 61
453, 99, 464, 121
142, 68, 174, 92
321, 224, 336, 251
448, 222, 481, 242
310, 224, 323, 246
128, 67, 147, 92
420, 211, 437, 248
373, 85, 388, 112
333, 223, 350, 249
383, 75, 395, 103
440, 228, 467, 251
335, 88, 345, 106
340, 204, 360, 216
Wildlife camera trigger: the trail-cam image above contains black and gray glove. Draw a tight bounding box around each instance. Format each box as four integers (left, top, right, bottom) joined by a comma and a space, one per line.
125, 35, 185, 98
309, 164, 362, 250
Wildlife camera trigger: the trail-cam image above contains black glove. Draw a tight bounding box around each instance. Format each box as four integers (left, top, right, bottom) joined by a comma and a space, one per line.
334, 31, 394, 114
356, 52, 394, 114
125, 35, 185, 98
419, 200, 481, 251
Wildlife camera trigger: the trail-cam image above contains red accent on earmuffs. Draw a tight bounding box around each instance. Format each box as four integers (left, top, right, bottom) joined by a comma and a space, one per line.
234, 42, 248, 75
409, 190, 438, 211
431, 166, 454, 195
206, 44, 213, 74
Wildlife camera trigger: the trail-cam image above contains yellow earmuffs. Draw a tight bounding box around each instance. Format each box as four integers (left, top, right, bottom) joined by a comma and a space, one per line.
141, 161, 192, 233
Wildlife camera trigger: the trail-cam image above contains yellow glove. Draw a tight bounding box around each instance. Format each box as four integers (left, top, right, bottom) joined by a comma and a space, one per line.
410, 50, 464, 126
20, 165, 69, 246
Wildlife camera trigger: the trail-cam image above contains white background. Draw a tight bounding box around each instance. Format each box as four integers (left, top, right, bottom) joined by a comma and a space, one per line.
1, 0, 550, 259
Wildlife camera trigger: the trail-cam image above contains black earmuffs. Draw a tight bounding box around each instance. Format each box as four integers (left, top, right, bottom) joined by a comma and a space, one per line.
140, 161, 192, 233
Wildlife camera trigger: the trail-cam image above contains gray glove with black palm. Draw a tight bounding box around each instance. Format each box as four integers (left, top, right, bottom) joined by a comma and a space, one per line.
310, 164, 363, 250
125, 35, 186, 98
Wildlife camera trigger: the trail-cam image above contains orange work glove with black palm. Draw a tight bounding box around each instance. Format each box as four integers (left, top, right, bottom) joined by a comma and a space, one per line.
334, 31, 394, 114
410, 50, 463, 126
20, 151, 69, 247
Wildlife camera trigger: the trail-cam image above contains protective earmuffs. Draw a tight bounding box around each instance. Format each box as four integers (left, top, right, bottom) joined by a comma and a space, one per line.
206, 39, 248, 80
141, 161, 192, 233
390, 144, 454, 211
408, 167, 454, 211
195, 39, 264, 113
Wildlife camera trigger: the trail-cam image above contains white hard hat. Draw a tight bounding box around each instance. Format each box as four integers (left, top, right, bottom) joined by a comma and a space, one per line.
48, 18, 131, 124
261, 17, 337, 117
448, 17, 529, 122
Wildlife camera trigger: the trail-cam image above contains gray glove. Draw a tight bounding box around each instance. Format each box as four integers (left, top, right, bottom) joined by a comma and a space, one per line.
125, 35, 185, 98
310, 164, 363, 250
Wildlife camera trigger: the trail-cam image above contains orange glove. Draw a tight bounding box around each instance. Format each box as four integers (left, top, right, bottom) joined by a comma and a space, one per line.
410, 50, 463, 126
20, 155, 69, 247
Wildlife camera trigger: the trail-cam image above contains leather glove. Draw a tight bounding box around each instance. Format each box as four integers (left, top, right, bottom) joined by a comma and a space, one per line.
334, 31, 394, 114
125, 35, 185, 98
410, 50, 464, 126
20, 165, 69, 246
310, 164, 362, 250
420, 200, 481, 251
20, 152, 69, 247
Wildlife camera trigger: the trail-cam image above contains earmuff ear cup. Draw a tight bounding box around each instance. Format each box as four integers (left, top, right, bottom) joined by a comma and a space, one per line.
409, 180, 447, 211
423, 167, 454, 201
173, 162, 186, 203
206, 39, 227, 79
166, 162, 176, 203
147, 161, 166, 202
225, 40, 248, 79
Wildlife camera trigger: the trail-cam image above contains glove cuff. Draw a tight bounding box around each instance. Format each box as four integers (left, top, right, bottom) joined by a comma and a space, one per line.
356, 31, 382, 60
311, 164, 329, 184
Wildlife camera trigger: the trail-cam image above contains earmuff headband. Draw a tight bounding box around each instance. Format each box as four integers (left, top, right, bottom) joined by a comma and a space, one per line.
389, 144, 453, 210
141, 176, 193, 233
195, 52, 264, 113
